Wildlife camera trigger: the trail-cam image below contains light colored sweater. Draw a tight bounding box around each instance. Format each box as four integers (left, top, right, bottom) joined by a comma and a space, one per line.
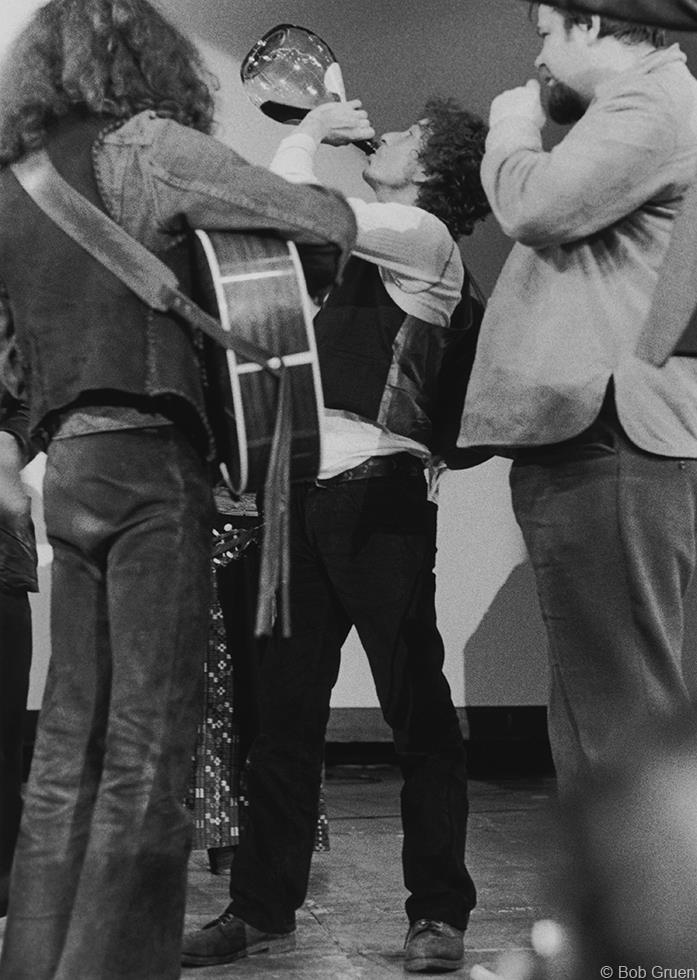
459, 44, 697, 457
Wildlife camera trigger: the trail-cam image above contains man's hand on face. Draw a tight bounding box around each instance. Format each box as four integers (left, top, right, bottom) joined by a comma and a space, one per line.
298, 98, 376, 146
0, 430, 30, 527
489, 79, 546, 131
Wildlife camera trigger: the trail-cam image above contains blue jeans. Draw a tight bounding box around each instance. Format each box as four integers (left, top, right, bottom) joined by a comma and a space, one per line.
510, 401, 697, 794
227, 472, 475, 934
0, 428, 213, 980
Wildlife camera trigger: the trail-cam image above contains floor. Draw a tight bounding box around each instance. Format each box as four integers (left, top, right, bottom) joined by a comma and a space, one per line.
182, 766, 559, 979
0, 766, 558, 978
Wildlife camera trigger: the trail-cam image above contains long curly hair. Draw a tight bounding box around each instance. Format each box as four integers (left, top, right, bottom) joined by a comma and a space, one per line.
415, 97, 491, 240
0, 0, 217, 165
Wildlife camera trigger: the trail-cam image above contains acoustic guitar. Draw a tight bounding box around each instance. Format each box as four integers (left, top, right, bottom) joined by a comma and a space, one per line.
193, 230, 324, 495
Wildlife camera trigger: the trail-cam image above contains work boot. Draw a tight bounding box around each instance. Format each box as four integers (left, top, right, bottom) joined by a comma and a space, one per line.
181, 906, 295, 968
404, 918, 465, 973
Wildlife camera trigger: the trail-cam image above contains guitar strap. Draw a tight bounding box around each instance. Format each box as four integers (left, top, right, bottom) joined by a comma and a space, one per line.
11, 148, 292, 638
10, 150, 282, 371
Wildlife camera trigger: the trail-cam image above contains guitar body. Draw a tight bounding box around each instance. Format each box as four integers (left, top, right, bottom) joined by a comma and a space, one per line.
193, 231, 324, 494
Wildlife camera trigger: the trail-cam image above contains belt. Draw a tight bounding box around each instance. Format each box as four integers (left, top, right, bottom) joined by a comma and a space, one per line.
314, 453, 424, 487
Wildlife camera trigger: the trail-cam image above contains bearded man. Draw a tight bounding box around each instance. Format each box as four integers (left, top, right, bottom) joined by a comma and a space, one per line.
459, 3, 697, 793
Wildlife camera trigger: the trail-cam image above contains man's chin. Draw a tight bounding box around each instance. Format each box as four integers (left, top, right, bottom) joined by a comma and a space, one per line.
362, 165, 377, 188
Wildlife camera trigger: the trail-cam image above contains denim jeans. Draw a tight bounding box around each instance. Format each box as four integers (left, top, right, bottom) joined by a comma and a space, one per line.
511, 406, 697, 794
0, 588, 32, 910
227, 472, 475, 934
0, 428, 213, 980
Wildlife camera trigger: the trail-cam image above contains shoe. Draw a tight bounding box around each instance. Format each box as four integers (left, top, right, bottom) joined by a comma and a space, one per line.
180, 906, 295, 968
404, 919, 465, 973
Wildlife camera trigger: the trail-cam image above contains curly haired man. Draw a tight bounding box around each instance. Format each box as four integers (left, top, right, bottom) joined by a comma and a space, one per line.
182, 97, 491, 974
0, 2, 356, 978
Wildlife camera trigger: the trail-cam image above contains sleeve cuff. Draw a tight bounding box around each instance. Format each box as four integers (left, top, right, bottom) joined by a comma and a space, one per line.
485, 116, 543, 155
278, 131, 321, 154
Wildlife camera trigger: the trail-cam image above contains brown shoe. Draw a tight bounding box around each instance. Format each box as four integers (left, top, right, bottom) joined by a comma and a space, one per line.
181, 907, 295, 968
404, 919, 465, 973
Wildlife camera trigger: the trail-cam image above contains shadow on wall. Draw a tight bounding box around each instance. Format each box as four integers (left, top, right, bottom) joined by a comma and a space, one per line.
463, 561, 550, 778
464, 559, 548, 707
467, 557, 697, 703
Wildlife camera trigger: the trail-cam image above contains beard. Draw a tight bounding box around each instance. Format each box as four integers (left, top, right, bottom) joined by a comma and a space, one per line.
546, 80, 588, 125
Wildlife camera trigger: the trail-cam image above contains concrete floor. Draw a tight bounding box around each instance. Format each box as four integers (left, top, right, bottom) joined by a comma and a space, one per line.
0, 766, 559, 978
183, 766, 559, 979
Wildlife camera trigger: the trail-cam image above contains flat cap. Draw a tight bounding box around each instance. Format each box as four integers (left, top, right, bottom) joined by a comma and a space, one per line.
527, 0, 697, 30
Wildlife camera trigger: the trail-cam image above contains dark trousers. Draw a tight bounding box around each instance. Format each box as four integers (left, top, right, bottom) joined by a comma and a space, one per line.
0, 429, 213, 980
0, 587, 32, 912
228, 471, 475, 933
511, 403, 697, 794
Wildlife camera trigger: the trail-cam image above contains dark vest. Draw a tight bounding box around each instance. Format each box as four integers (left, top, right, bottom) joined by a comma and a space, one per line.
314, 255, 484, 467
0, 111, 210, 454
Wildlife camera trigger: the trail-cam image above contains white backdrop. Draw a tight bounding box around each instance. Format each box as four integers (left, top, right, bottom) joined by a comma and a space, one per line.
2, 0, 546, 712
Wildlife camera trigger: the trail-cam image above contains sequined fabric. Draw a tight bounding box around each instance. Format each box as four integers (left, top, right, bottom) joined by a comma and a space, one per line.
185, 572, 243, 848
185, 492, 329, 852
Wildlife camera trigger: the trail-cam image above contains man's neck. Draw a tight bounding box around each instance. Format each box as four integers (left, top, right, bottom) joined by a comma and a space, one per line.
369, 183, 420, 207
